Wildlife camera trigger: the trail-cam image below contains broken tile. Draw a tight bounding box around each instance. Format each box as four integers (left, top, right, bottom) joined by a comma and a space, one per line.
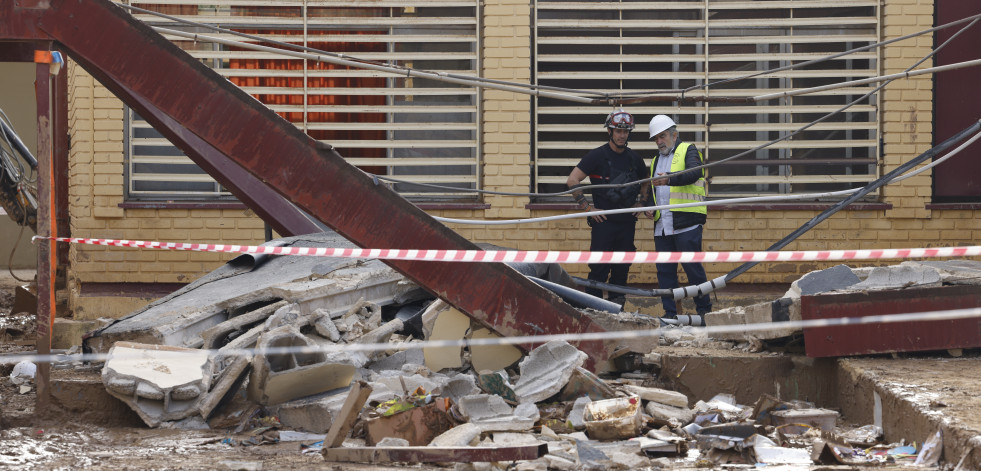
423, 307, 470, 372
470, 327, 523, 373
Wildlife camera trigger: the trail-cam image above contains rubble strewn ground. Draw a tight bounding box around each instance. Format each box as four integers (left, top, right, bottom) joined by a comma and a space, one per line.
3, 261, 981, 470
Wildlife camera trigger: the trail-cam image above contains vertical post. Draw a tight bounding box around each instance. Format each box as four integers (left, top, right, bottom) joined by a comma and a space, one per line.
33, 48, 61, 408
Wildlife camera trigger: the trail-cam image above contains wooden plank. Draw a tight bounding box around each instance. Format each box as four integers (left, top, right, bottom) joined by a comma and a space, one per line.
323, 380, 372, 449
323, 444, 548, 463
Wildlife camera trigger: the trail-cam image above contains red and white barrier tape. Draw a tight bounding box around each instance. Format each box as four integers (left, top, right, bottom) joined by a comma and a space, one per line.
32, 236, 981, 264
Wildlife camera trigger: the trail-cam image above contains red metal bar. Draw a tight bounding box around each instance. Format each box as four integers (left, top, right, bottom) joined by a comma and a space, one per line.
2, 0, 612, 367
801, 285, 981, 357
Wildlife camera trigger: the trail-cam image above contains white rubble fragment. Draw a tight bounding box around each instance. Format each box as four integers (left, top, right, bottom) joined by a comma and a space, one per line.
429, 423, 481, 447
514, 402, 541, 422
376, 437, 411, 447
622, 384, 688, 408
491, 432, 543, 447
10, 361, 36, 385
568, 396, 592, 430
312, 309, 341, 342
458, 394, 514, 422
512, 340, 587, 404
645, 401, 695, 427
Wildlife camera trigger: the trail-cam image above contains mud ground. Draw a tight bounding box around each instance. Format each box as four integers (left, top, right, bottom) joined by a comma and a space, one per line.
2, 269, 977, 470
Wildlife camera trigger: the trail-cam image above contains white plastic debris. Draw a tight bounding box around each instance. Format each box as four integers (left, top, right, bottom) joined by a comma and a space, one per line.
10, 360, 36, 385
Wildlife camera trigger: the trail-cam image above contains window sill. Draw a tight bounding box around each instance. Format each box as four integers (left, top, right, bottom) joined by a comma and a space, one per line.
120, 201, 247, 209
925, 203, 981, 210
415, 202, 490, 210
527, 202, 894, 211
714, 202, 892, 211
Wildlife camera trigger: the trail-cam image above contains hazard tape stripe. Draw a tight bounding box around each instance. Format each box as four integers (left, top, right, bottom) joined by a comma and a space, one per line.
32, 236, 981, 264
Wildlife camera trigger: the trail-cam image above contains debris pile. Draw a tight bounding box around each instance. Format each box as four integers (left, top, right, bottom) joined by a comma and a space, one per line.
11, 233, 974, 468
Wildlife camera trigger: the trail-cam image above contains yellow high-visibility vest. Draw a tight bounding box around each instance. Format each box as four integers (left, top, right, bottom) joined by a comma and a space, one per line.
650, 142, 707, 222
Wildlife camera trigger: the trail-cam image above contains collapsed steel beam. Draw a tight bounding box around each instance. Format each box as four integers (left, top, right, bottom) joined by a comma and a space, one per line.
1, 0, 612, 367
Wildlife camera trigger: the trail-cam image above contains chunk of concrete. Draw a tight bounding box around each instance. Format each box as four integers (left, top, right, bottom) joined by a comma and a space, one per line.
849, 264, 942, 291
84, 232, 420, 354
269, 382, 396, 433
704, 297, 800, 341
645, 401, 695, 428
429, 423, 482, 447
247, 325, 355, 405
368, 347, 426, 373
787, 264, 861, 297
904, 260, 981, 285
102, 342, 213, 427
622, 384, 688, 408
513, 341, 587, 404
458, 394, 514, 422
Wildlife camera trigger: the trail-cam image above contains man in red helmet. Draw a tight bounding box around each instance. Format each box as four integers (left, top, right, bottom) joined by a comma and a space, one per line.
566, 109, 650, 307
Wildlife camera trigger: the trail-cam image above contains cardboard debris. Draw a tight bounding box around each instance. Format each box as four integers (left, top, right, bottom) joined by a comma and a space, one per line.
364, 398, 455, 446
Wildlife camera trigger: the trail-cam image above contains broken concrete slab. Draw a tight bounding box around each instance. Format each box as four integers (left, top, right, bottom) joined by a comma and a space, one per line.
269, 382, 396, 433
84, 232, 421, 354
903, 259, 981, 286
247, 325, 355, 405
848, 264, 942, 291
102, 342, 214, 427
622, 384, 688, 408
704, 297, 801, 341
429, 423, 481, 447
786, 264, 860, 298
512, 340, 587, 404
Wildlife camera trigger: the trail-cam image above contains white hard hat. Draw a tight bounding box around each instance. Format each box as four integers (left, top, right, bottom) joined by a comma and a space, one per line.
648, 115, 677, 139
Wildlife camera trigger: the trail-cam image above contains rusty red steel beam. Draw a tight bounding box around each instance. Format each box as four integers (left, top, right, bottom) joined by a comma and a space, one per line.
1, 0, 613, 368
801, 285, 981, 358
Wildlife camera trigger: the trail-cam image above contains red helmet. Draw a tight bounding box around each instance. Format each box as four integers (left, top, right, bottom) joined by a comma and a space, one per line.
604, 109, 635, 131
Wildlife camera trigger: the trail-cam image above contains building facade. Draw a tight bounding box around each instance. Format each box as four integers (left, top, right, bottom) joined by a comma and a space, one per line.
62, 1, 980, 319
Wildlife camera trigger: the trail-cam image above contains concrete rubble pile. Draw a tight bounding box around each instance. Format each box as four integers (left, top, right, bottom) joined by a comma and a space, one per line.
70, 240, 977, 467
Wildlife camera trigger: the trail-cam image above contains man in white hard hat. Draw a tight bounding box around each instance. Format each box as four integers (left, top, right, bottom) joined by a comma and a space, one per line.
566, 109, 650, 307
645, 115, 712, 319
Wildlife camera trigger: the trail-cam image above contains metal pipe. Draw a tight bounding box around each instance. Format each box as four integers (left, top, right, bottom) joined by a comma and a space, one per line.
0, 116, 38, 168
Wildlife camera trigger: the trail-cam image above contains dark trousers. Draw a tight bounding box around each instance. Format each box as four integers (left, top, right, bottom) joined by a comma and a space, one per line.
654, 225, 712, 317
586, 218, 636, 301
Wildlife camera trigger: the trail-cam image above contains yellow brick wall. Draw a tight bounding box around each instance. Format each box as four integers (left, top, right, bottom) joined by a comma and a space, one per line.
65, 1, 979, 319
